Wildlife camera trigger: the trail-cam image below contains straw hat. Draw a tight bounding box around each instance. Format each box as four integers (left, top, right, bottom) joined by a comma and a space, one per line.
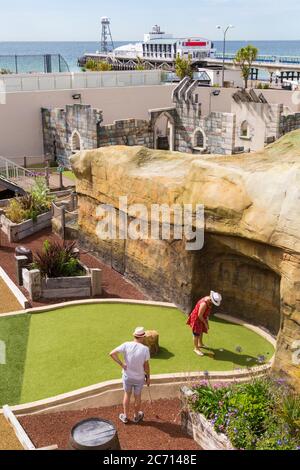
210, 291, 222, 307
133, 327, 146, 338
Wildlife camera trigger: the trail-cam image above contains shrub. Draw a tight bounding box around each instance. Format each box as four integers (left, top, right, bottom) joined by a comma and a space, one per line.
5, 178, 53, 223
85, 59, 112, 72
4, 198, 28, 224
190, 377, 300, 450
31, 240, 85, 278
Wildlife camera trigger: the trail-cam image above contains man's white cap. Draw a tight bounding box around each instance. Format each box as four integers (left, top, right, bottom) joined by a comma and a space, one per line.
133, 327, 146, 338
210, 291, 222, 307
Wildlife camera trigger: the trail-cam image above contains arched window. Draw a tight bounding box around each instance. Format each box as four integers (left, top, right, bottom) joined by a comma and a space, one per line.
71, 130, 82, 153
240, 121, 250, 138
195, 130, 204, 148
193, 128, 206, 150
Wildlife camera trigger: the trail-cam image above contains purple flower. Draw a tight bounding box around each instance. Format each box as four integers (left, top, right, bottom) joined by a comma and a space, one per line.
277, 440, 282, 446
203, 370, 210, 377
257, 355, 266, 364
276, 378, 286, 385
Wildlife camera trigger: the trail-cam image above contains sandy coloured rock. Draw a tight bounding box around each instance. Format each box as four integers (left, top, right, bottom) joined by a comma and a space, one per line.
71, 130, 300, 390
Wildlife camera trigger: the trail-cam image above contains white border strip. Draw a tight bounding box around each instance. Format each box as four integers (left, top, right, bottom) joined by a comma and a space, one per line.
0, 298, 178, 318
0, 267, 30, 310
4, 366, 271, 416
3, 405, 35, 450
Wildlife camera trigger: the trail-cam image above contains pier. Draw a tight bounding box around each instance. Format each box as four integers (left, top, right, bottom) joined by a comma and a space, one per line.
206, 54, 300, 81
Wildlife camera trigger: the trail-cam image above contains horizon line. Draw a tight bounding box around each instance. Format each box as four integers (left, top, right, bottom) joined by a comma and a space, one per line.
1, 39, 300, 43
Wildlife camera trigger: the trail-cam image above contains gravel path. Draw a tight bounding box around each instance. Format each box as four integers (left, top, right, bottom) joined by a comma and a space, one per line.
0, 228, 146, 309
20, 399, 199, 451
0, 416, 23, 450
0, 278, 22, 314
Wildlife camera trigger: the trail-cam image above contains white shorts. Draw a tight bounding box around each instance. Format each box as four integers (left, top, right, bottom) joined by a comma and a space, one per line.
123, 377, 145, 395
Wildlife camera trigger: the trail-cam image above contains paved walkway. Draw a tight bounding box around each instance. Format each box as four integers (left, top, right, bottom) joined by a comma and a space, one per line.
0, 228, 146, 310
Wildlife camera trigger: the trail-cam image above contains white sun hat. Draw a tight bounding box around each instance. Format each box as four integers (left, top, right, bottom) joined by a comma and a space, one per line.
210, 291, 222, 307
133, 327, 146, 338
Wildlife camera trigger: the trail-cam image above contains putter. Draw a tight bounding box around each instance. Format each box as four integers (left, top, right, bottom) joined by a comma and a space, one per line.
147, 384, 153, 404
146, 380, 160, 419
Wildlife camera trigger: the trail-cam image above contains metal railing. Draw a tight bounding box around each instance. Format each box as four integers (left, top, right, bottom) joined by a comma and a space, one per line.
0, 155, 39, 190
214, 53, 300, 65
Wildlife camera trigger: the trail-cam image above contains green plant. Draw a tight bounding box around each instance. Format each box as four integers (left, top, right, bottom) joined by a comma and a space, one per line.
5, 178, 53, 223
190, 377, 300, 450
175, 54, 193, 80
0, 68, 12, 75
135, 57, 145, 71
234, 45, 259, 89
31, 240, 84, 278
257, 82, 270, 90
85, 59, 112, 72
4, 198, 28, 224
278, 394, 300, 436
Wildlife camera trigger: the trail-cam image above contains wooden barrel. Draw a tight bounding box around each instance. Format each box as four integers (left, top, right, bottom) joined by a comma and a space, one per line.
69, 418, 121, 450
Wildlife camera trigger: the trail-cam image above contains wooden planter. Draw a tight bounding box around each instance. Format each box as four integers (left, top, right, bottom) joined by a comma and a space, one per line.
180, 386, 235, 450
22, 264, 102, 301
0, 211, 52, 242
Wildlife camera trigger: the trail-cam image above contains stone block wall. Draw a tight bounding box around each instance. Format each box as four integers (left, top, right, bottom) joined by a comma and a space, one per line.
42, 104, 103, 167
42, 106, 153, 167
174, 105, 235, 155
205, 112, 236, 155
280, 112, 300, 136
99, 119, 153, 148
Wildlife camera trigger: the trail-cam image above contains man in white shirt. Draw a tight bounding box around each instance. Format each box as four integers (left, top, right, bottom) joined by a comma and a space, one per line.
110, 327, 151, 424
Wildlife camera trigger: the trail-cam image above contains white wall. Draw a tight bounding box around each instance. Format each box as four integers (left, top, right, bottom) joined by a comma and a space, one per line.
0, 78, 298, 161
203, 69, 244, 88
0, 84, 175, 159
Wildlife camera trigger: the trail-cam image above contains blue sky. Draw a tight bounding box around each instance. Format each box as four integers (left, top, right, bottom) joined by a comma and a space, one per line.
1, 0, 299, 41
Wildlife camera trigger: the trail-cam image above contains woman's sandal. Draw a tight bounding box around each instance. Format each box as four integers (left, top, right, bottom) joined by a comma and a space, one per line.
193, 349, 204, 356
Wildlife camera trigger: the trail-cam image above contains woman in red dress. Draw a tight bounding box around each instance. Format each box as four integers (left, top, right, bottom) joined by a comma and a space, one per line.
187, 291, 222, 356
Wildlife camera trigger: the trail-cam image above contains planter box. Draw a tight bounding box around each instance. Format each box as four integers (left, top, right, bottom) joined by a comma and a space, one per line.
22, 265, 102, 301
0, 211, 52, 242
181, 386, 234, 450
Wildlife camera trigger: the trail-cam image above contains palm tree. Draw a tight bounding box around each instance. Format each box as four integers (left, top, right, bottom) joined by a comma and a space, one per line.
235, 45, 258, 89
135, 57, 145, 71
175, 54, 193, 81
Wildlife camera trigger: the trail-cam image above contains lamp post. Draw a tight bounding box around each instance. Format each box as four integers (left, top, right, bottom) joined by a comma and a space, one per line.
216, 25, 234, 87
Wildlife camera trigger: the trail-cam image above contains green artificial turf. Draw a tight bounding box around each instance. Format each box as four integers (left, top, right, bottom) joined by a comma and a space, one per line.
63, 170, 76, 181
0, 314, 31, 406
0, 304, 275, 406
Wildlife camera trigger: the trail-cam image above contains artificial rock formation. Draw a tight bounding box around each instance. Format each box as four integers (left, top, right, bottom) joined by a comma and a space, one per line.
71, 130, 300, 390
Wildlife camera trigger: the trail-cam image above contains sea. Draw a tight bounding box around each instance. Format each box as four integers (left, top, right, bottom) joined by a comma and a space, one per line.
0, 41, 300, 73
